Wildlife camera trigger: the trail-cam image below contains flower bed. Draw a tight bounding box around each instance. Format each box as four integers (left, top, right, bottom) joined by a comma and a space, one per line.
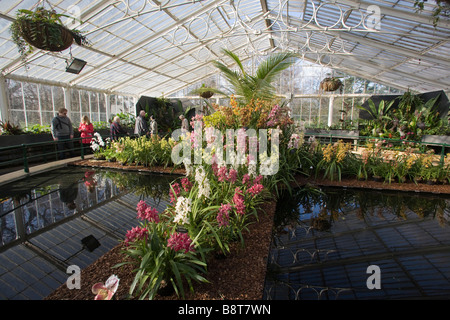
45, 196, 276, 300
45, 97, 450, 300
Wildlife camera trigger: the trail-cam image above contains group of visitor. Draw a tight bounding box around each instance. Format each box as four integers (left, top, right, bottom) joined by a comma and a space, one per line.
51, 108, 188, 160
134, 110, 158, 137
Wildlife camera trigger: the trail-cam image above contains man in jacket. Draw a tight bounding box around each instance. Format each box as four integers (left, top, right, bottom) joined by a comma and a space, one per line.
134, 110, 149, 136
51, 107, 75, 160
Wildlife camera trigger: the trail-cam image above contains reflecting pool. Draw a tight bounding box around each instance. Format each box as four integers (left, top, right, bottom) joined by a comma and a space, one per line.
0, 166, 176, 300
0, 167, 175, 249
263, 186, 450, 300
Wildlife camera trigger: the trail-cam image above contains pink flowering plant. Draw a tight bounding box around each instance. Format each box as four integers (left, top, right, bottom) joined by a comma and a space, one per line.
167, 160, 269, 256
116, 200, 208, 300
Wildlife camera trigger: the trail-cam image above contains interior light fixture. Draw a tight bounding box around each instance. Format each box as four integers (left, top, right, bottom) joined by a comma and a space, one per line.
81, 235, 101, 252
64, 235, 101, 262
66, 57, 87, 74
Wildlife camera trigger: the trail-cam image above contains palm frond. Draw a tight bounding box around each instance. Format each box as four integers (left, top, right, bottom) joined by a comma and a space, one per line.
211, 60, 243, 89
255, 52, 298, 85
210, 50, 299, 104
221, 48, 246, 75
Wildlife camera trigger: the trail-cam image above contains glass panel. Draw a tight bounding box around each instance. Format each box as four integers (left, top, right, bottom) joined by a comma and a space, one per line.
70, 89, 80, 123
98, 93, 106, 122
38, 84, 53, 118
6, 79, 23, 127
110, 94, 118, 115
90, 92, 99, 123
26, 111, 41, 128
22, 82, 38, 112
79, 90, 90, 122
319, 97, 329, 126
10, 110, 25, 129
52, 87, 64, 114
41, 111, 54, 127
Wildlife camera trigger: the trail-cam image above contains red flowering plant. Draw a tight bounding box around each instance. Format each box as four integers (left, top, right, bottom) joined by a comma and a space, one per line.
115, 200, 208, 300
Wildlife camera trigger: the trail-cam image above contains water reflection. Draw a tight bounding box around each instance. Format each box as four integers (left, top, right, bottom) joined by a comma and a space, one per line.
0, 167, 175, 249
265, 186, 450, 300
273, 186, 450, 241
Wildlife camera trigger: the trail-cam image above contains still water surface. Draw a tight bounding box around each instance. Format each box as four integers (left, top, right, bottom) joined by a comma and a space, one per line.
0, 167, 175, 249
264, 186, 450, 299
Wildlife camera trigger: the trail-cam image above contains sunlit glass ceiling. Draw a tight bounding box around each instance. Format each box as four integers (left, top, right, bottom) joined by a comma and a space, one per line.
0, 0, 449, 98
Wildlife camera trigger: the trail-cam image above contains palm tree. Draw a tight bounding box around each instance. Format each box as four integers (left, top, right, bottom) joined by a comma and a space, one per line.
192, 48, 299, 105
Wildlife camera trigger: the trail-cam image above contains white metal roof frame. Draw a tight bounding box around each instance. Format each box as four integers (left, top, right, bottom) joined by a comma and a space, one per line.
0, 0, 448, 98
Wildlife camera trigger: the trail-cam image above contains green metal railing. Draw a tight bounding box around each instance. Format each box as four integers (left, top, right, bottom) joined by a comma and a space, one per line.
0, 136, 90, 173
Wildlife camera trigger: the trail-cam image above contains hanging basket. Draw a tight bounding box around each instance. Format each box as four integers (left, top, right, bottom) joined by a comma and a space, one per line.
18, 19, 74, 52
319, 77, 342, 92
200, 91, 214, 99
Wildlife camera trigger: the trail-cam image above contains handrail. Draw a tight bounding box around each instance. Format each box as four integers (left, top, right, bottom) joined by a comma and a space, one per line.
0, 135, 90, 173
0, 132, 134, 173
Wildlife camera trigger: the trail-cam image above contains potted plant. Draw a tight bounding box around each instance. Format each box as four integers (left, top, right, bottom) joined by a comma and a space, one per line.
0, 120, 24, 135
10, 6, 88, 62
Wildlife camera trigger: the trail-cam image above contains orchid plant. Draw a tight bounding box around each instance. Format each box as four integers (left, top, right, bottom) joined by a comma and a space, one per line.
91, 275, 120, 300
90, 132, 107, 159
116, 201, 208, 300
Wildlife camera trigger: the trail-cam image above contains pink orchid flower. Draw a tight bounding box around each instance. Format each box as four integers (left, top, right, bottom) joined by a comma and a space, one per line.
92, 275, 120, 300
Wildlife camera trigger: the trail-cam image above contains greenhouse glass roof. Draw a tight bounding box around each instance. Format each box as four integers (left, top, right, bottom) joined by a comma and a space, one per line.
0, 0, 449, 97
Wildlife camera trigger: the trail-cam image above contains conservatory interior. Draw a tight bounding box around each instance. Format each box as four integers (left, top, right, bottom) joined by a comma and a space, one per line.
0, 0, 450, 303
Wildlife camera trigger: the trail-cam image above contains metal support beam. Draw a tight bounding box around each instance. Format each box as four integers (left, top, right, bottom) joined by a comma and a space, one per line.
335, 0, 450, 29
69, 0, 227, 86
0, 75, 10, 121
259, 0, 275, 49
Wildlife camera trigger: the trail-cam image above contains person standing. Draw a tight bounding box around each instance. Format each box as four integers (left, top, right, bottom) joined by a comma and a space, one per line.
110, 116, 128, 140
149, 115, 158, 137
78, 115, 94, 154
134, 110, 149, 137
52, 107, 75, 159
180, 114, 189, 133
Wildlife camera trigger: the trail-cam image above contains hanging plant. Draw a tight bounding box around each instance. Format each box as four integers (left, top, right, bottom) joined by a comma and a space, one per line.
319, 77, 343, 92
200, 91, 214, 99
9, 6, 89, 62
190, 83, 216, 99
414, 0, 450, 27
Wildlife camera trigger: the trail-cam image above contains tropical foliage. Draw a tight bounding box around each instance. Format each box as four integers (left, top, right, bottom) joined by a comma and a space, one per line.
194, 49, 298, 106
358, 91, 447, 141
